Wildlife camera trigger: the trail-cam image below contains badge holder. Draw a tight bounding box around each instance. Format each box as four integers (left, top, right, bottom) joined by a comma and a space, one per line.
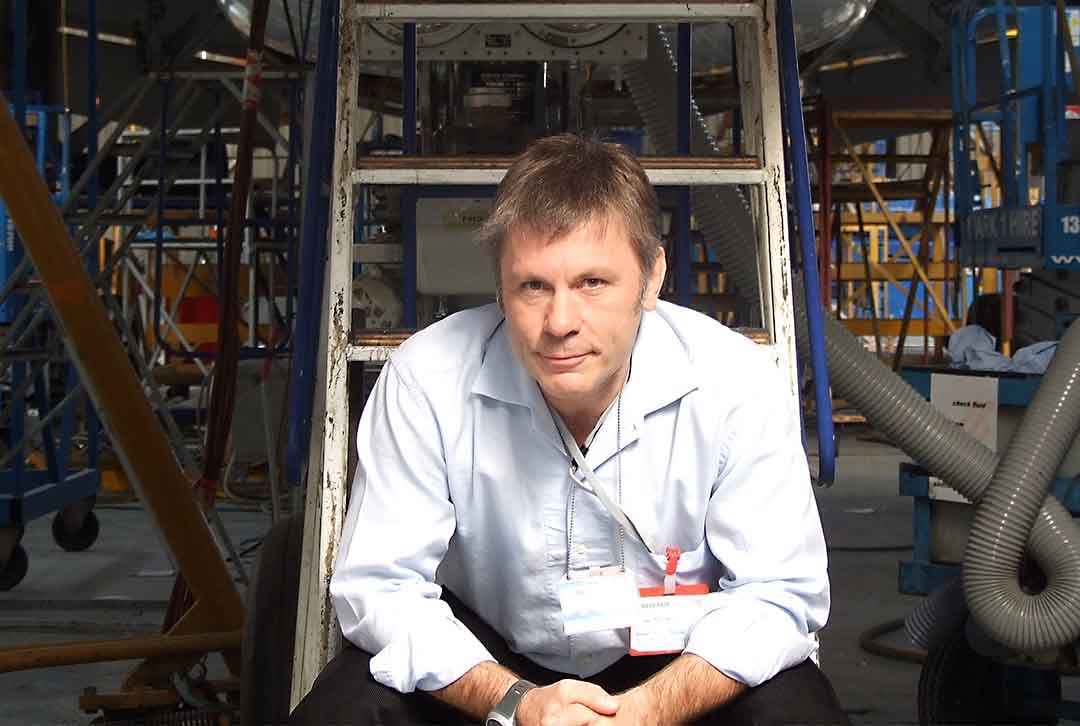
550, 407, 715, 648
630, 546, 712, 656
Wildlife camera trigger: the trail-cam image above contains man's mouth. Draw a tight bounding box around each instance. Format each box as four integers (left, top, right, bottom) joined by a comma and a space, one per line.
539, 352, 589, 367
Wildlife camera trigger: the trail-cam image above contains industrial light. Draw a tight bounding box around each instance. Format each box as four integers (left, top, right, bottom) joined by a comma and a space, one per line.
57, 26, 246, 66
817, 50, 909, 73
57, 25, 135, 47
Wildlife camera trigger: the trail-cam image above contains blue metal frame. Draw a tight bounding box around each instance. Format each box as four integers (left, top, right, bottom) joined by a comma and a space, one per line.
148, 74, 296, 362
777, 0, 836, 484
1, 104, 69, 323
144, 75, 300, 360
952, 1, 1080, 269
900, 366, 1044, 405
676, 23, 692, 307
12, 0, 26, 137
285, 0, 340, 487
0, 470, 100, 526
83, 5, 102, 479
0, 92, 100, 529
87, 0, 98, 210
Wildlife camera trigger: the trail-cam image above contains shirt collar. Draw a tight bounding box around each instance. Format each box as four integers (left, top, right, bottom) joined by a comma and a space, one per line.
470, 306, 699, 454
470, 317, 542, 410
620, 305, 699, 423
471, 317, 564, 452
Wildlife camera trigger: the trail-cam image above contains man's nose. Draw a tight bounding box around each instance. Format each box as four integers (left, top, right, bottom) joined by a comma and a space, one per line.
544, 288, 580, 338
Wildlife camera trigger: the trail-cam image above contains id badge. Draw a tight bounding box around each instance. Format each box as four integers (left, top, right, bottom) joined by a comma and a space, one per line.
558, 569, 640, 635
630, 587, 719, 655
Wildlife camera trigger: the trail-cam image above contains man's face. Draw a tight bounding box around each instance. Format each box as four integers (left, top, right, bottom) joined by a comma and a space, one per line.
499, 215, 666, 412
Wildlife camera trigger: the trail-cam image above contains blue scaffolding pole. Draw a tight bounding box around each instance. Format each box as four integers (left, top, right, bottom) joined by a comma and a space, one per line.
676, 23, 692, 307
777, 0, 836, 484
85, 0, 101, 472
12, 0, 26, 136
285, 0, 340, 487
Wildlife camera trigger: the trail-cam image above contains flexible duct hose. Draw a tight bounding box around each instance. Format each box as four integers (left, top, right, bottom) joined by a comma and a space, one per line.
962, 320, 1080, 652
904, 578, 966, 651
625, 28, 762, 324
628, 24, 1080, 653
799, 291, 1080, 652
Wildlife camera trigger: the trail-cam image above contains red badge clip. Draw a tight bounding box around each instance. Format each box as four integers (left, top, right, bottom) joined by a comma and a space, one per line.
665, 546, 681, 576
663, 547, 680, 595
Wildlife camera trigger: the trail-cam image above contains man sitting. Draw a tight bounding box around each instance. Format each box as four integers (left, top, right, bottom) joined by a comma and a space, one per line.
291, 134, 846, 725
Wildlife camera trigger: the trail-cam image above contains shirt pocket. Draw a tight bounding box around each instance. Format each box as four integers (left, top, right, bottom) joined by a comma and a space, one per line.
630, 537, 714, 590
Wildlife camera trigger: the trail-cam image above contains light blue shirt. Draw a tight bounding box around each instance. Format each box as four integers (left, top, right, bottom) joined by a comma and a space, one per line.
330, 301, 830, 694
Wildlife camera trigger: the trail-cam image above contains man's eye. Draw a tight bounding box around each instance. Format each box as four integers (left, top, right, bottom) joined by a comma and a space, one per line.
523, 280, 545, 292
583, 278, 605, 289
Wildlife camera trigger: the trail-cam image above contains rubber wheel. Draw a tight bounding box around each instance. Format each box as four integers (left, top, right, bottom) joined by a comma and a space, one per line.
918, 620, 1060, 725
52, 509, 100, 552
240, 514, 304, 726
0, 544, 29, 591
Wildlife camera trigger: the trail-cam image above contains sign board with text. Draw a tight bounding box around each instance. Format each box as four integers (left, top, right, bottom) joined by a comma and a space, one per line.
928, 373, 999, 503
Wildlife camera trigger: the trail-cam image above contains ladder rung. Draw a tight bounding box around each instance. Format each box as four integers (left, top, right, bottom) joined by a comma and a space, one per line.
348, 331, 414, 362
347, 345, 399, 362
354, 155, 764, 187
733, 327, 770, 346
352, 3, 762, 23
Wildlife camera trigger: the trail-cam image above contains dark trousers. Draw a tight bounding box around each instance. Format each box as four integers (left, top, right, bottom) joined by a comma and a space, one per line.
290, 592, 848, 725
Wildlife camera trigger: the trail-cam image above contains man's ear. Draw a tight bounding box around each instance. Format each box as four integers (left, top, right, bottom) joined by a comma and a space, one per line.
642, 247, 667, 311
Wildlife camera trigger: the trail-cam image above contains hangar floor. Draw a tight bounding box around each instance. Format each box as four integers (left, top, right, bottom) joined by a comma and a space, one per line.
1, 426, 1075, 724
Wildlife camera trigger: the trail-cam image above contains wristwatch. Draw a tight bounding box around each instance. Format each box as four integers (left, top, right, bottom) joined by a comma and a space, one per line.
486, 679, 536, 726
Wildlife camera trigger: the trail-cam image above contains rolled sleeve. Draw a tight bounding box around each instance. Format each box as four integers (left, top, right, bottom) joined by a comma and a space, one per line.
364, 596, 496, 692
329, 360, 495, 693
684, 356, 830, 687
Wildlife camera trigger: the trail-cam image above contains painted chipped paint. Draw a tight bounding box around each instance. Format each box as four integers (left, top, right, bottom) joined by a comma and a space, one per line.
292, 0, 363, 709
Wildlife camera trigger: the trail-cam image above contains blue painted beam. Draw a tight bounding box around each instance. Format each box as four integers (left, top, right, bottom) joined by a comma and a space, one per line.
12, 0, 27, 136
676, 24, 692, 307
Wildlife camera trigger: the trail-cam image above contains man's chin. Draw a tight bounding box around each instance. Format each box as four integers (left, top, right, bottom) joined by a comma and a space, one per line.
536, 376, 591, 404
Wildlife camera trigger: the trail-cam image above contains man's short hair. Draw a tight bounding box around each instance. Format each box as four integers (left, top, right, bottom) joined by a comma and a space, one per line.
478, 133, 662, 291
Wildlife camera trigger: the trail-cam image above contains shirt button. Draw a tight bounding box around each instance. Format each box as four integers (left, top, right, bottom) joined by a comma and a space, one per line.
575, 544, 587, 556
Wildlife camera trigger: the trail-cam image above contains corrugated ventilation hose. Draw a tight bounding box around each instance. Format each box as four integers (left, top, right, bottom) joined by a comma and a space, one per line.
904, 578, 965, 651
797, 281, 1080, 653
626, 24, 1080, 653
963, 319, 1080, 652
625, 27, 762, 326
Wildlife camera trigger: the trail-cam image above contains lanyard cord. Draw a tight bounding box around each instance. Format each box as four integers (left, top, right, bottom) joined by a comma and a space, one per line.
565, 394, 627, 575
615, 393, 625, 570
554, 395, 657, 558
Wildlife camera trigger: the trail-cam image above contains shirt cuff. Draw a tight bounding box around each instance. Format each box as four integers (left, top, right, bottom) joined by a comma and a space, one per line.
683, 595, 815, 688
368, 613, 497, 693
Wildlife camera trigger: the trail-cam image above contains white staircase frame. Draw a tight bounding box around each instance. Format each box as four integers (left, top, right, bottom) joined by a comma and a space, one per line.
292, 0, 795, 708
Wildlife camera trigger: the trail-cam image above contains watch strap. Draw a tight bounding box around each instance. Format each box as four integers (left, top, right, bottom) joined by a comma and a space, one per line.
486, 679, 536, 726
